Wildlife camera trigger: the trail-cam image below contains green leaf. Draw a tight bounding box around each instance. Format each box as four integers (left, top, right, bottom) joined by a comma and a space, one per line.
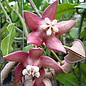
55, 3, 78, 20
67, 0, 73, 3
1, 24, 16, 56
81, 27, 86, 40
33, 0, 42, 9
75, 3, 86, 9
40, 0, 49, 11
81, 64, 86, 84
11, 3, 18, 22
70, 28, 79, 38
83, 41, 86, 51
23, 45, 33, 52
0, 24, 8, 39
56, 73, 79, 86
24, 2, 33, 11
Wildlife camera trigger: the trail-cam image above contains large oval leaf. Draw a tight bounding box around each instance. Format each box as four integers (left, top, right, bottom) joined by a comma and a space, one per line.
56, 73, 79, 86
69, 27, 79, 38
55, 3, 78, 20
1, 24, 16, 56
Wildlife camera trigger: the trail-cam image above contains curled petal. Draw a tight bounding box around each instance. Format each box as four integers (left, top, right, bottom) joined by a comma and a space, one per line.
45, 35, 66, 53
56, 20, 76, 35
42, 1, 57, 20
65, 39, 86, 63
39, 56, 63, 72
24, 11, 41, 31
3, 51, 28, 62
27, 32, 43, 46
14, 63, 25, 83
29, 48, 43, 60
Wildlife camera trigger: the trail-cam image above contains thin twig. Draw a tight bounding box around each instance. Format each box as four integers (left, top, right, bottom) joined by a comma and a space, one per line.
0, 2, 12, 23
51, 50, 62, 65
29, 0, 42, 17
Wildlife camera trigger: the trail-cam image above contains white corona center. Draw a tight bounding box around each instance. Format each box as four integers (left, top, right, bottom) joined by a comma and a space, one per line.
22, 65, 40, 78
40, 17, 59, 36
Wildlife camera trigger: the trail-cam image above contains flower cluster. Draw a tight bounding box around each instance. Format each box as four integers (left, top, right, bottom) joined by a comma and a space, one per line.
3, 1, 85, 86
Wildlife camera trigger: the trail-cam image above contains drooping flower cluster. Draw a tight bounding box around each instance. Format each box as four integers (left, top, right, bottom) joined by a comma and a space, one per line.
3, 1, 86, 86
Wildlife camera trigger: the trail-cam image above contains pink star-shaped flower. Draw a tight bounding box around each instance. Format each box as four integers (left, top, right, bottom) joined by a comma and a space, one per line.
4, 48, 63, 86
24, 1, 76, 53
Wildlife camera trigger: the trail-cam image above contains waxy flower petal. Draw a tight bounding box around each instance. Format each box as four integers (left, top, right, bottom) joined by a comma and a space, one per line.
56, 20, 76, 35
14, 63, 25, 83
39, 56, 63, 72
4, 51, 28, 62
24, 11, 41, 31
45, 35, 66, 53
29, 48, 43, 60
27, 31, 43, 46
42, 1, 57, 20
64, 39, 86, 63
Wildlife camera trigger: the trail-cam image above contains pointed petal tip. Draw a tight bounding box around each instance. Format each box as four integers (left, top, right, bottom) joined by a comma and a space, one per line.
56, 20, 76, 35
3, 51, 28, 62
52, 47, 66, 54
70, 20, 77, 24
42, 0, 58, 20
24, 11, 41, 31
45, 35, 66, 53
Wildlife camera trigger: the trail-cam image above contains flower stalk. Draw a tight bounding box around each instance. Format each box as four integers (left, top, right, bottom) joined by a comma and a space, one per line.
1, 62, 15, 84
51, 50, 63, 65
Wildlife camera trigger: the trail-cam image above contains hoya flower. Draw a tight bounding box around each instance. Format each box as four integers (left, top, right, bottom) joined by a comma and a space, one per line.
24, 1, 76, 53
3, 48, 63, 86
64, 39, 86, 63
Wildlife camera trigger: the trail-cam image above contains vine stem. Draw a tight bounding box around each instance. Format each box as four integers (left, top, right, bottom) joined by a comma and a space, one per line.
29, 0, 42, 17
51, 50, 63, 65
64, 45, 70, 49
5, 0, 28, 38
